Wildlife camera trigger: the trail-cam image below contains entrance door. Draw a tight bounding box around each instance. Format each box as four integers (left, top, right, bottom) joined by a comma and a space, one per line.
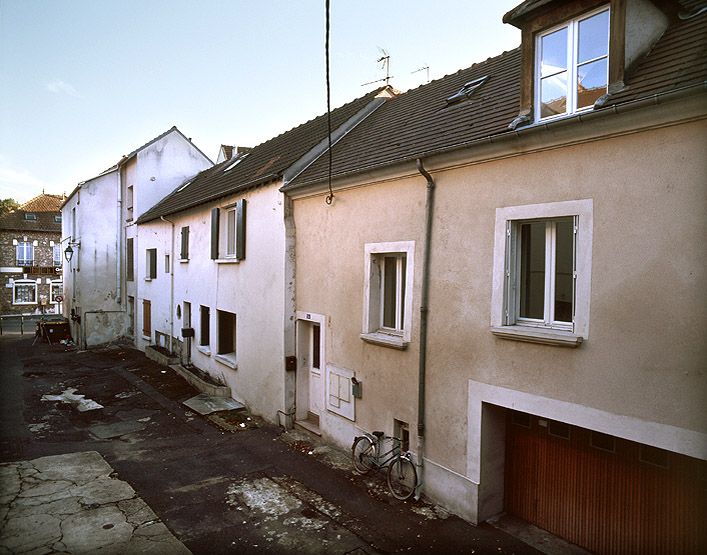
295, 315, 324, 430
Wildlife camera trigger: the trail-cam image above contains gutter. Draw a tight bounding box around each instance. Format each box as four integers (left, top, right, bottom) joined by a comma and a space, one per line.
285, 81, 707, 192
160, 215, 176, 353
413, 159, 437, 500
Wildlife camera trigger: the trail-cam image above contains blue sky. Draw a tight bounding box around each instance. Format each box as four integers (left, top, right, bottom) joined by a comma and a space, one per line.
0, 1, 520, 202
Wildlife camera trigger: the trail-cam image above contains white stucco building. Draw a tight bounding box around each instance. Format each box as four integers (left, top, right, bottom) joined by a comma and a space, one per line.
62, 127, 212, 348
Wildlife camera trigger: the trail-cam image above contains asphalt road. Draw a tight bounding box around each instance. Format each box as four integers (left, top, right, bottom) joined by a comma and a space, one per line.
0, 336, 541, 555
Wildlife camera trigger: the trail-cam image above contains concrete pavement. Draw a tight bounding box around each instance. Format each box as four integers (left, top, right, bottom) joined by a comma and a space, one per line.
0, 336, 542, 554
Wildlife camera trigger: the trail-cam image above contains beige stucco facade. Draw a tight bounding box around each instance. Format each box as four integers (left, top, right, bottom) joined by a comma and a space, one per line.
291, 96, 707, 521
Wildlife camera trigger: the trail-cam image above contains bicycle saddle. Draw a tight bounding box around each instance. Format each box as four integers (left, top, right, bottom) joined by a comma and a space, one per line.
372, 431, 384, 438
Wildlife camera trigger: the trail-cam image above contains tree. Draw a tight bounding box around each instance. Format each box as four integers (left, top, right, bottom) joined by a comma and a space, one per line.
0, 198, 20, 216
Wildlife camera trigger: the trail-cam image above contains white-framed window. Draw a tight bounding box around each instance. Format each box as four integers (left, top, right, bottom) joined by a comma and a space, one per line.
13, 279, 37, 305
210, 200, 246, 261
535, 7, 609, 121
53, 244, 61, 267
491, 199, 593, 347
16, 242, 33, 266
50, 280, 63, 303
361, 241, 415, 349
146, 248, 157, 279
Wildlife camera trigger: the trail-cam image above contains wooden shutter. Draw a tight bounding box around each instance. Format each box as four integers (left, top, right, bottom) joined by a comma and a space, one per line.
236, 199, 246, 260
126, 238, 134, 281
148, 249, 157, 279
210, 208, 219, 259
142, 300, 151, 336
180, 226, 189, 259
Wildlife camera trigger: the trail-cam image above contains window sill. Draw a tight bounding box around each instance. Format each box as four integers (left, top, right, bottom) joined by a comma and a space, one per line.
141, 335, 152, 341
144, 277, 153, 282
179, 258, 189, 263
360, 332, 408, 350
214, 258, 240, 264
490, 326, 583, 348
214, 353, 237, 369
196, 345, 211, 356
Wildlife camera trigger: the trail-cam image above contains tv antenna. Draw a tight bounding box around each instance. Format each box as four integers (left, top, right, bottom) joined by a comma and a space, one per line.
411, 64, 430, 84
362, 48, 393, 86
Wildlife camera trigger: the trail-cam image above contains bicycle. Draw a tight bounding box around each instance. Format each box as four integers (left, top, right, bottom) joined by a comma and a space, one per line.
351, 430, 418, 500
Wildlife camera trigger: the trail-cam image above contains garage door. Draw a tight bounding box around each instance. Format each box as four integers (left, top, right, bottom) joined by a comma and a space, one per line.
504, 410, 707, 554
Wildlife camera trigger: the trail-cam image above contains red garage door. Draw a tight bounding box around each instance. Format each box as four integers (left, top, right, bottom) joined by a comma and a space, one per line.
505, 410, 707, 554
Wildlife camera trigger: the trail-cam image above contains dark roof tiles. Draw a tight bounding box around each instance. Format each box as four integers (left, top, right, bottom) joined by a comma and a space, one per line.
0, 193, 63, 233
138, 87, 388, 223
287, 0, 706, 190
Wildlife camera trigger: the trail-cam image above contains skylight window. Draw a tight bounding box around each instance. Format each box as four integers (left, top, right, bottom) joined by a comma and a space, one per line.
223, 153, 248, 172
446, 76, 489, 105
177, 179, 193, 192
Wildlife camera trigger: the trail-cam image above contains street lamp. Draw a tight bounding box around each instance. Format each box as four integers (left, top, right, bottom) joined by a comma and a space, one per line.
64, 241, 80, 263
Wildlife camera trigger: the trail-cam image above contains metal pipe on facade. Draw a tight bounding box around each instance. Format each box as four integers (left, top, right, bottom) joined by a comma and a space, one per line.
414, 158, 436, 500
116, 167, 122, 304
160, 216, 176, 353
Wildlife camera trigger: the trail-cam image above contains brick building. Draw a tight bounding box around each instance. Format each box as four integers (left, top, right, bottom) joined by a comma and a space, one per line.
0, 193, 64, 315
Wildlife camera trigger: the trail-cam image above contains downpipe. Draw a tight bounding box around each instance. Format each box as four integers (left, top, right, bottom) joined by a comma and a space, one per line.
414, 158, 436, 500
160, 216, 176, 354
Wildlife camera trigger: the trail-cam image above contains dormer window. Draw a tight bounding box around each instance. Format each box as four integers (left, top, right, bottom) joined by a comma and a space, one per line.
24, 213, 37, 221
536, 7, 609, 120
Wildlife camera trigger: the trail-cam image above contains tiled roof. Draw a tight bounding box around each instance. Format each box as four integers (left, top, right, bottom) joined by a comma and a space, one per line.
137, 87, 389, 223
0, 193, 63, 233
285, 0, 706, 191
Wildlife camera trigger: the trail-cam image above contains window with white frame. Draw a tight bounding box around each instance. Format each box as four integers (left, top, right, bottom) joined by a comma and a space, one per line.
491, 200, 593, 346
210, 200, 246, 261
50, 280, 63, 303
536, 7, 609, 120
16, 242, 33, 266
53, 244, 61, 267
13, 279, 37, 305
146, 248, 157, 279
362, 241, 415, 349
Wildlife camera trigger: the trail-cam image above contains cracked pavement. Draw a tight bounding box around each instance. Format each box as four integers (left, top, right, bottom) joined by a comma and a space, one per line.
0, 451, 188, 554
0, 336, 541, 554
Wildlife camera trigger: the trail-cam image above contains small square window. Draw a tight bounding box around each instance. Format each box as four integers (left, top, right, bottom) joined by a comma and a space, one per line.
361, 241, 415, 349
212, 200, 246, 261
13, 280, 37, 304
511, 410, 531, 428
590, 431, 615, 452
24, 213, 37, 221
548, 420, 570, 440
640, 445, 669, 469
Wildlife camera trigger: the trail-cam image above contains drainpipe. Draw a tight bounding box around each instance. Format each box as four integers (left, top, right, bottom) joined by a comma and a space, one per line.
414, 158, 436, 500
160, 216, 175, 353
116, 167, 122, 304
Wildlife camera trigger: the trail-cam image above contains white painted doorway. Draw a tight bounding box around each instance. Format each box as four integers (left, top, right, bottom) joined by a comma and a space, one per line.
295, 312, 325, 433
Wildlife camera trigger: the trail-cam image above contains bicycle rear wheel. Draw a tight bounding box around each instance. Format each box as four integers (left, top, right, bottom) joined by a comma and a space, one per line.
352, 436, 376, 474
386, 456, 417, 500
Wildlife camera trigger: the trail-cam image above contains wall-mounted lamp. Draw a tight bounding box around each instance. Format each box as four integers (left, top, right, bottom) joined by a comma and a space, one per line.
64, 241, 80, 263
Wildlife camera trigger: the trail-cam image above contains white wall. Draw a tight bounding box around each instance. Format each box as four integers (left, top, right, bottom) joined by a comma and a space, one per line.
136, 182, 291, 423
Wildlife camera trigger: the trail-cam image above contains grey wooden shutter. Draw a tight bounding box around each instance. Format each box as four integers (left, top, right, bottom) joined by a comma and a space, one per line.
180, 226, 189, 259
210, 208, 219, 259
236, 199, 246, 260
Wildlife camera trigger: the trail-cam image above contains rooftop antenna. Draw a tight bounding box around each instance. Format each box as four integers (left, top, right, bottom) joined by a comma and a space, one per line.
412, 64, 430, 84
362, 48, 393, 87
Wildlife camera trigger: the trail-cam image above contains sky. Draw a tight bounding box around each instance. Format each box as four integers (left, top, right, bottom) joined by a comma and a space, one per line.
0, 1, 520, 203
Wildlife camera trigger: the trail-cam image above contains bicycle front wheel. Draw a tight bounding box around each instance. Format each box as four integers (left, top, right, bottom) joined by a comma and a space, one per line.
387, 456, 417, 500
352, 436, 376, 474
